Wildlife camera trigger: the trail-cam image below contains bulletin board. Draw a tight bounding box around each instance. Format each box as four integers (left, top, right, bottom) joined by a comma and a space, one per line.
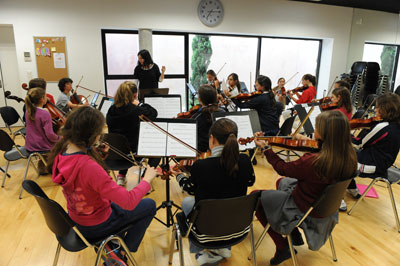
33, 36, 68, 82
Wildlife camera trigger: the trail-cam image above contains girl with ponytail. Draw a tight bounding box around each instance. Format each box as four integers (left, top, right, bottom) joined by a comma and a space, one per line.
25, 87, 60, 155
173, 118, 255, 263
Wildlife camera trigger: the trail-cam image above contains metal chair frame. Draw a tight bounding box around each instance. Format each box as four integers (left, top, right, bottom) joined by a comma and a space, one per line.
348, 176, 400, 232
22, 180, 138, 266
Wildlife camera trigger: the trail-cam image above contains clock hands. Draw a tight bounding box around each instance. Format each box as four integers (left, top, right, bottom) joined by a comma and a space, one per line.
206, 9, 221, 19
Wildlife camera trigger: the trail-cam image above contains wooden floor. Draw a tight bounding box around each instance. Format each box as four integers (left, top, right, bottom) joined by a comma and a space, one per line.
1, 133, 400, 266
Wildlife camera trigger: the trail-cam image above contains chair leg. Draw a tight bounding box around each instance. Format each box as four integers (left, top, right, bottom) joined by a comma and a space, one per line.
1, 161, 10, 187
384, 180, 400, 232
111, 171, 117, 182
117, 236, 138, 266
328, 234, 337, 262
177, 225, 184, 266
19, 155, 34, 199
250, 223, 257, 266
287, 234, 298, 266
248, 224, 270, 260
52, 243, 61, 266
348, 178, 378, 215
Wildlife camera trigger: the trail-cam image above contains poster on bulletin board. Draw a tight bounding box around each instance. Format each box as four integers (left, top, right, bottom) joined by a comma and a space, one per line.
33, 36, 68, 82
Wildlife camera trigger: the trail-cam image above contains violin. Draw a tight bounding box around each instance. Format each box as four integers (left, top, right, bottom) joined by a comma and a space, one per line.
315, 97, 339, 111
231, 90, 262, 100
349, 117, 382, 130
238, 136, 320, 153
288, 86, 308, 94
177, 104, 201, 119
70, 89, 88, 105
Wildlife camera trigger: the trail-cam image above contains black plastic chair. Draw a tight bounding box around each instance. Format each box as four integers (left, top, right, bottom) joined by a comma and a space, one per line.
0, 106, 26, 140
251, 179, 352, 266
102, 133, 144, 182
22, 180, 138, 266
348, 167, 400, 232
168, 191, 261, 266
0, 129, 29, 187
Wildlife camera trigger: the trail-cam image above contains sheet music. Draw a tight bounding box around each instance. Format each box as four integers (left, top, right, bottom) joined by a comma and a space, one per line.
216, 115, 256, 150
166, 123, 197, 157
137, 122, 168, 156
100, 99, 113, 117
144, 96, 181, 118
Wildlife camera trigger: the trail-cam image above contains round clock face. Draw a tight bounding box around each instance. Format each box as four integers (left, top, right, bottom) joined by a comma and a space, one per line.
198, 0, 224, 27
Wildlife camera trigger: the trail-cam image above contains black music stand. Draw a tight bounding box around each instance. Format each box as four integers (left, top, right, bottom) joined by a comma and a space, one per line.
137, 118, 198, 227
187, 83, 197, 106
293, 104, 316, 136
138, 88, 169, 102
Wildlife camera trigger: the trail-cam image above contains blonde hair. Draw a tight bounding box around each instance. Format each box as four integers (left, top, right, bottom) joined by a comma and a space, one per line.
114, 81, 137, 108
313, 111, 357, 181
25, 87, 46, 121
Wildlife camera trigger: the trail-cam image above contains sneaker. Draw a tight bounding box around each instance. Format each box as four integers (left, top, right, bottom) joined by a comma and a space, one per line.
270, 247, 296, 265
116, 174, 127, 186
211, 247, 231, 258
101, 244, 127, 266
339, 199, 347, 212
347, 188, 361, 199
195, 250, 223, 266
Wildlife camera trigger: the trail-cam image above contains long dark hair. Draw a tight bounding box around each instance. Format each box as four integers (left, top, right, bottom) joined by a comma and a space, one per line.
303, 74, 316, 86
207, 69, 218, 80
137, 49, 154, 67
257, 75, 275, 106
29, 78, 46, 90
198, 85, 220, 124
209, 118, 239, 177
228, 73, 241, 92
313, 111, 357, 181
332, 87, 352, 113
47, 107, 107, 172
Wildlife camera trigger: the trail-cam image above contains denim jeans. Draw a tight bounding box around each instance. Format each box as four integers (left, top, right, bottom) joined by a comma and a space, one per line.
77, 198, 156, 252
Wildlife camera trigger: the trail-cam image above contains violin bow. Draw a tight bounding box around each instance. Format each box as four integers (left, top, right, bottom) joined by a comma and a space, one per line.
326, 76, 339, 96
216, 62, 227, 76
99, 140, 142, 166
285, 72, 299, 85
139, 114, 201, 156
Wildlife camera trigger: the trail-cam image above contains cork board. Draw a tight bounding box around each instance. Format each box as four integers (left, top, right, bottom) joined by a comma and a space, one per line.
34, 36, 68, 82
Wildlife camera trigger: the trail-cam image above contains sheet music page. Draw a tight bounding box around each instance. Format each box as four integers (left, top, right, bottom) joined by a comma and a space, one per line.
164, 97, 181, 118
166, 123, 197, 158
100, 99, 113, 117
137, 122, 168, 156
144, 97, 181, 118
217, 115, 256, 150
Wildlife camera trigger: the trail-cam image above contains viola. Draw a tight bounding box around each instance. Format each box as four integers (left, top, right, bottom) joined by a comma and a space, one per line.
288, 86, 308, 94
349, 117, 382, 130
70, 89, 88, 105
231, 90, 262, 100
177, 104, 201, 119
238, 136, 320, 153
163, 151, 212, 179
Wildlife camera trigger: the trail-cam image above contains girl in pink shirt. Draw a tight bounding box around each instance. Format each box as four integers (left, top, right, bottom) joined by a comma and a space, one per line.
25, 87, 60, 152
47, 106, 157, 263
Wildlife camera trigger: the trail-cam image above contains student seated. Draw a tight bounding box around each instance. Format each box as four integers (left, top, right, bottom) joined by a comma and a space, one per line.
173, 118, 255, 265
56, 77, 88, 113
253, 111, 357, 265
48, 107, 157, 265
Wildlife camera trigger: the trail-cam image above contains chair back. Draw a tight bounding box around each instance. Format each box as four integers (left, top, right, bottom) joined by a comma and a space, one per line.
278, 116, 296, 136
102, 133, 133, 161
312, 179, 352, 217
0, 106, 21, 126
22, 180, 76, 237
191, 191, 261, 237
0, 129, 15, 152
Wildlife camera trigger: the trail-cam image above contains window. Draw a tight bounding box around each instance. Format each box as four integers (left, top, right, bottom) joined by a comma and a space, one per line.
260, 38, 320, 90
363, 43, 398, 91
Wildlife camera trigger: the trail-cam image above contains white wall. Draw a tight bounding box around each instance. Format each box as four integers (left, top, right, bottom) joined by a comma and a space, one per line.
0, 25, 24, 127
0, 0, 369, 99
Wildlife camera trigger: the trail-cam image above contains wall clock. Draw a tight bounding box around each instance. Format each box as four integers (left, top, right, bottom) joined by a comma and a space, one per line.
198, 0, 224, 27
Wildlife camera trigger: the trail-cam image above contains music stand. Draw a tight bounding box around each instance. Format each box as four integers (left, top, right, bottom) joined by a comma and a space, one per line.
137, 118, 197, 227
293, 104, 315, 136
212, 110, 261, 151
144, 94, 182, 118
187, 83, 197, 106
138, 88, 169, 102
